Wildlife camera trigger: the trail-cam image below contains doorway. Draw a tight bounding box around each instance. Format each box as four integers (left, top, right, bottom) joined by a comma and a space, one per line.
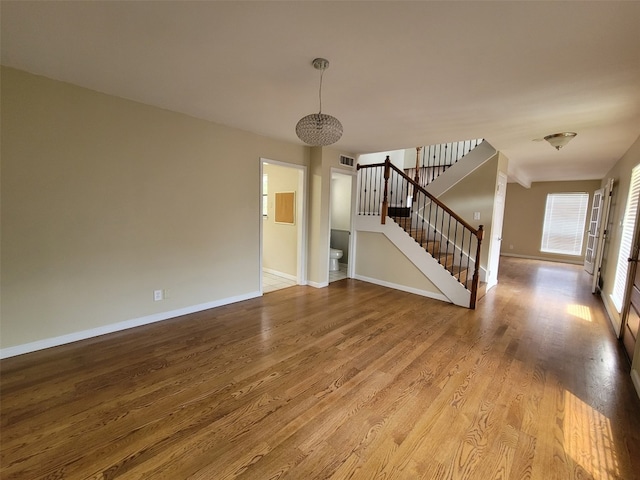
621, 191, 640, 364
260, 159, 306, 293
621, 249, 639, 363
487, 172, 507, 289
329, 170, 355, 283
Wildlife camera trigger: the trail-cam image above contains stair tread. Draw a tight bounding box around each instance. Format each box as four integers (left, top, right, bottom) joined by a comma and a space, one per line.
396, 216, 476, 295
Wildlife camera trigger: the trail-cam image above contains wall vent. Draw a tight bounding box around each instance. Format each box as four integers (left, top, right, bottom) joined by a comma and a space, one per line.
339, 155, 355, 167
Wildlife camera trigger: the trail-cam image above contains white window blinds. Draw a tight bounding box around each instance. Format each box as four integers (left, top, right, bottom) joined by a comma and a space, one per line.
611, 164, 640, 312
541, 193, 589, 256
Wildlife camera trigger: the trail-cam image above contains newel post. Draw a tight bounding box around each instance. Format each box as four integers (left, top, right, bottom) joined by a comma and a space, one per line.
381, 156, 390, 225
470, 225, 484, 309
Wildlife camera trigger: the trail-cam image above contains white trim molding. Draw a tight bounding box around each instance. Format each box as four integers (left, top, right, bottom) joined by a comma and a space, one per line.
263, 268, 297, 282
601, 293, 623, 338
631, 369, 640, 400
353, 274, 449, 303
354, 216, 471, 307
0, 291, 261, 359
500, 252, 583, 266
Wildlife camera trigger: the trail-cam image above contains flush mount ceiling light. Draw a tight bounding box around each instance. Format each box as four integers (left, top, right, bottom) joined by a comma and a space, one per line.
295, 58, 343, 146
544, 132, 577, 151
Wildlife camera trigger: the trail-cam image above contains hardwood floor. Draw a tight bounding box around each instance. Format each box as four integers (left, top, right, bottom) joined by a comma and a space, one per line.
2, 257, 640, 479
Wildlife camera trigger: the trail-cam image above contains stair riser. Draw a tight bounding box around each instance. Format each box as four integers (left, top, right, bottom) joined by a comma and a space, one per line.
408, 228, 469, 284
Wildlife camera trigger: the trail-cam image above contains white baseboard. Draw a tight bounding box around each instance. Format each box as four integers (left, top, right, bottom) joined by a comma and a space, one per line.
0, 291, 261, 359
631, 369, 640, 400
308, 280, 328, 288
500, 252, 583, 265
263, 268, 297, 282
354, 274, 449, 303
355, 216, 469, 307
601, 294, 622, 337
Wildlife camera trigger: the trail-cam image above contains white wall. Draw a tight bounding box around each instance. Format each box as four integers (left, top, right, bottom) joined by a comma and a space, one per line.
357, 149, 405, 168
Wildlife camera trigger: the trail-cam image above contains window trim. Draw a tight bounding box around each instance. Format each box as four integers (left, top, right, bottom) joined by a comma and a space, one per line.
611, 164, 640, 312
540, 192, 589, 256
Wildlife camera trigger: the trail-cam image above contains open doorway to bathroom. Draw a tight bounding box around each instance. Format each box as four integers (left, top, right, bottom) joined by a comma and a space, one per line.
329, 170, 354, 283
260, 159, 306, 293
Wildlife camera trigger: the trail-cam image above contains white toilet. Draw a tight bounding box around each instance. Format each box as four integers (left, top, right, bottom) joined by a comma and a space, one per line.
329, 248, 343, 271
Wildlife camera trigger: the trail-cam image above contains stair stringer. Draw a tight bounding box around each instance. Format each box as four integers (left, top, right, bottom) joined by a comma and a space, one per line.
354, 215, 471, 307
424, 140, 497, 198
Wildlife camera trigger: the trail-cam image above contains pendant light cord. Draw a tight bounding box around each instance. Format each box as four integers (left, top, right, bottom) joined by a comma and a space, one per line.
318, 68, 324, 114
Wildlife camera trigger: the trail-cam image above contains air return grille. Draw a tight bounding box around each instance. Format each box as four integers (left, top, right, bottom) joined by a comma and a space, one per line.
339, 155, 355, 167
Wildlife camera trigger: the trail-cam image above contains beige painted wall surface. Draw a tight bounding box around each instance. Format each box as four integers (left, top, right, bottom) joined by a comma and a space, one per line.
262, 163, 299, 277
355, 232, 441, 295
307, 147, 325, 285
438, 154, 501, 270
307, 146, 355, 286
501, 180, 602, 264
331, 173, 352, 232
1, 67, 309, 349
597, 135, 640, 374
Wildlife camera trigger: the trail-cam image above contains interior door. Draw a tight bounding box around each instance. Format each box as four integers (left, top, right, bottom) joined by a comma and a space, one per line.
622, 238, 640, 363
592, 179, 614, 293
487, 172, 507, 289
584, 189, 603, 274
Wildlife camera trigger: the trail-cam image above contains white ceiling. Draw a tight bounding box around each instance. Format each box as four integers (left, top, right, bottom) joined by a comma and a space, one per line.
2, 1, 639, 185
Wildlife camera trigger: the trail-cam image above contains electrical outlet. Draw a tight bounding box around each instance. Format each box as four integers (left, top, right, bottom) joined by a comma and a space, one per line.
153, 290, 163, 301
163, 289, 169, 299
510, 244, 514, 250
473, 212, 481, 220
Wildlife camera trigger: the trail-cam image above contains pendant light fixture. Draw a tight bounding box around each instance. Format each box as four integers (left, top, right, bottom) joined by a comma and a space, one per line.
544, 132, 577, 150
296, 58, 343, 146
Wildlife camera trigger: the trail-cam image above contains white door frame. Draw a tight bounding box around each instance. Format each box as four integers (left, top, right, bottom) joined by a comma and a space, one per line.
486, 172, 507, 289
592, 178, 614, 293
328, 167, 357, 281
584, 188, 603, 275
260, 158, 308, 293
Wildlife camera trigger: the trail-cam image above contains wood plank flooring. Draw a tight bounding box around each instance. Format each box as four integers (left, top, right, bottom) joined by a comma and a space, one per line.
2, 257, 640, 479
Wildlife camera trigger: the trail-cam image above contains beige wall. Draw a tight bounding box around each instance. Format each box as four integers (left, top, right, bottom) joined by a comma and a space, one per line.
597, 135, 640, 376
1, 67, 310, 350
331, 173, 352, 232
438, 153, 506, 271
501, 180, 602, 264
262, 163, 299, 277
307, 147, 356, 286
355, 232, 441, 295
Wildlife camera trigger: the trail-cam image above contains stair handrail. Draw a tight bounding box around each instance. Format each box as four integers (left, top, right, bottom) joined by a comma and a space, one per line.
359, 157, 483, 237
357, 156, 484, 308
407, 138, 484, 188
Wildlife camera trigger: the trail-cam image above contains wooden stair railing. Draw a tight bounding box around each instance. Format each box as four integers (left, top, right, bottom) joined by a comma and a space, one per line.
406, 138, 484, 188
357, 156, 484, 309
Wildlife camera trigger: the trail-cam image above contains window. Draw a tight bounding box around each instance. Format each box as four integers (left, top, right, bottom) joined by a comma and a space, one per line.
262, 173, 268, 217
611, 164, 640, 312
541, 192, 589, 255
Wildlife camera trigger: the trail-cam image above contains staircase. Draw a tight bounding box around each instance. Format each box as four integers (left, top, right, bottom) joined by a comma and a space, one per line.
395, 216, 469, 283
394, 215, 488, 301
355, 140, 493, 309
404, 139, 484, 189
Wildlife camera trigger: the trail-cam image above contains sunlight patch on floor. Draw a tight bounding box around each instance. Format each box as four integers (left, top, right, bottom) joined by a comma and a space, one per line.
564, 390, 620, 479
567, 304, 593, 322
